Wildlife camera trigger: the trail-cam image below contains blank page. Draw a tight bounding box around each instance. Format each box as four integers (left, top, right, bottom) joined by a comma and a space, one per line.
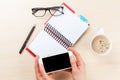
27, 30, 67, 58
45, 4, 88, 45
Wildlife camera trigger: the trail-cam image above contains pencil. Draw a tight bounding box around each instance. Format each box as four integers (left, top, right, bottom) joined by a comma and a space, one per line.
19, 25, 36, 54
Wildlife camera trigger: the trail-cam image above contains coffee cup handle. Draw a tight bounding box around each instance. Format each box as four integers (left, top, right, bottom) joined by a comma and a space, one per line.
97, 27, 104, 35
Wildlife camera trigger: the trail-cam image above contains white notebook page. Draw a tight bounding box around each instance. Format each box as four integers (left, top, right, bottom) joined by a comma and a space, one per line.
46, 4, 88, 45
28, 31, 67, 58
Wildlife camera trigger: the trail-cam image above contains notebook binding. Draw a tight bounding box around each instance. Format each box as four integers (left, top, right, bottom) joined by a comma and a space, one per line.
44, 23, 73, 49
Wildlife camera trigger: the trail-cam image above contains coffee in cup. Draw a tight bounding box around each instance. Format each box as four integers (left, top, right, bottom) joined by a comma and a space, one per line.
91, 35, 111, 55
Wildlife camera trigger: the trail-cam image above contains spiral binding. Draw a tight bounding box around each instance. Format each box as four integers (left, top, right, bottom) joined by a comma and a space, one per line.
44, 23, 73, 49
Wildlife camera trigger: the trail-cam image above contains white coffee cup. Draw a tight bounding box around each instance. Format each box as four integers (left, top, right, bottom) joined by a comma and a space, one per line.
90, 28, 112, 56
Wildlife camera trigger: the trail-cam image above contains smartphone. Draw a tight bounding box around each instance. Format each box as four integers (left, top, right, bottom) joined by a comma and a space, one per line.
39, 51, 72, 73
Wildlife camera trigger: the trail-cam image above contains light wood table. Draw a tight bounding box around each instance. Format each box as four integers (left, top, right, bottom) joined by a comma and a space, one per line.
0, 0, 120, 80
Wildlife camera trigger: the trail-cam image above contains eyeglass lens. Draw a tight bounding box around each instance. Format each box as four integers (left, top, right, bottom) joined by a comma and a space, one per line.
49, 7, 64, 16
32, 9, 47, 17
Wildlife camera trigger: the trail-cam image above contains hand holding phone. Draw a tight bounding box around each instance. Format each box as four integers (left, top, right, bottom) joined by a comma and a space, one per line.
35, 47, 86, 80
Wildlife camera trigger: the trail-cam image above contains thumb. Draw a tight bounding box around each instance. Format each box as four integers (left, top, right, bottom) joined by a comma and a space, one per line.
39, 63, 48, 78
70, 55, 77, 72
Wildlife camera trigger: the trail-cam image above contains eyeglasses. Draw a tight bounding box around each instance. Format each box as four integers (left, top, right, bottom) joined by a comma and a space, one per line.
32, 6, 64, 17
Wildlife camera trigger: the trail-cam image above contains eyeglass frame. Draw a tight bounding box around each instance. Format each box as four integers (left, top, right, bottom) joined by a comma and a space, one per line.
32, 6, 64, 17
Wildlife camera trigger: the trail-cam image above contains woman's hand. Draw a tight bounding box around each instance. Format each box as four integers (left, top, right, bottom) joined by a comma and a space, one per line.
68, 47, 86, 80
35, 56, 55, 80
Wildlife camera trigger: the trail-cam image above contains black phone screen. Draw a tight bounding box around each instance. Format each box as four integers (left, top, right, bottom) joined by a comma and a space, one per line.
42, 52, 71, 73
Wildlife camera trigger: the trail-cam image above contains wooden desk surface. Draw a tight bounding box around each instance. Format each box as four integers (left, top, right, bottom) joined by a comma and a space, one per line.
0, 0, 120, 80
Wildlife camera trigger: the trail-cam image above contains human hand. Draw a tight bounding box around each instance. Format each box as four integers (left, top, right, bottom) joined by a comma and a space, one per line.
35, 56, 55, 80
68, 47, 86, 80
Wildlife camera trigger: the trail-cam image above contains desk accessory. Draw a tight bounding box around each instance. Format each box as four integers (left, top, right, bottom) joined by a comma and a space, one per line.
19, 25, 36, 54
32, 6, 64, 17
90, 28, 112, 55
26, 3, 89, 58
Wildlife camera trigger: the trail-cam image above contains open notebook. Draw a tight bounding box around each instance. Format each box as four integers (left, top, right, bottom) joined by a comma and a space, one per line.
26, 3, 89, 58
